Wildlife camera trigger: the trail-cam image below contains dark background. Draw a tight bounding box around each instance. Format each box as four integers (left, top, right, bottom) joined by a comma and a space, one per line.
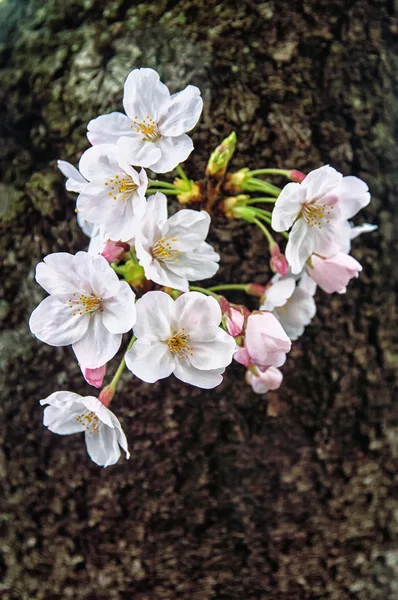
0, 0, 397, 598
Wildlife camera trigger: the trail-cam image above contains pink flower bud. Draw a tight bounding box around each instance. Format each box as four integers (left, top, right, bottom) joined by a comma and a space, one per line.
98, 385, 115, 407
100, 240, 129, 264
234, 312, 291, 369
226, 307, 246, 337
81, 364, 106, 388
245, 366, 283, 394
308, 252, 362, 294
270, 244, 288, 276
290, 169, 306, 183
246, 283, 267, 297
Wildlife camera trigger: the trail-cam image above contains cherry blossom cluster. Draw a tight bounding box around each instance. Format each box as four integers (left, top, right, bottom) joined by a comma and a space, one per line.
29, 68, 376, 467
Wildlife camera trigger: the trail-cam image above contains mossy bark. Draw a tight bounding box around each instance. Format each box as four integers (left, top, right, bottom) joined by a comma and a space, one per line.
0, 1, 397, 598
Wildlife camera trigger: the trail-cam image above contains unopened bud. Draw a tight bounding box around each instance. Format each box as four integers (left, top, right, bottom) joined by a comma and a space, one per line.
98, 385, 115, 407
206, 132, 237, 178
124, 260, 146, 287
101, 240, 129, 264
224, 168, 249, 193
81, 364, 106, 388
289, 169, 306, 183
173, 178, 202, 204
270, 244, 288, 276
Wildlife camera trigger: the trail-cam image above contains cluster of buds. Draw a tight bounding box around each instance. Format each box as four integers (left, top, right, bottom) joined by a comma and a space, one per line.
29, 67, 376, 467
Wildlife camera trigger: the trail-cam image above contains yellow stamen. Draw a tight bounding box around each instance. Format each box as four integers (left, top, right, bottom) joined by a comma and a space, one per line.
167, 328, 193, 359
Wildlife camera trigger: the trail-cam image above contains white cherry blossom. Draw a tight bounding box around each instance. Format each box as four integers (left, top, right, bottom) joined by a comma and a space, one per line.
40, 391, 129, 467
272, 165, 370, 274
306, 252, 362, 294
29, 252, 136, 369
125, 291, 236, 389
87, 68, 203, 173
259, 277, 316, 341
75, 144, 148, 242
134, 192, 220, 292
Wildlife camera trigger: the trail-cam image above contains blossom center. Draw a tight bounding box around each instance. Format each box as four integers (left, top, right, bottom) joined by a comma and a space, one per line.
68, 293, 103, 317
167, 328, 193, 359
105, 173, 138, 201
302, 202, 334, 229
76, 410, 101, 434
151, 236, 180, 262
130, 115, 161, 142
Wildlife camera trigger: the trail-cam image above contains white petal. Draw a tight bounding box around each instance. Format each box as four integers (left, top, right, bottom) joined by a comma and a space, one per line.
125, 339, 174, 383
117, 136, 162, 169
260, 278, 295, 311
162, 209, 210, 252
189, 327, 236, 370
174, 361, 224, 389
43, 404, 86, 435
167, 246, 219, 282
285, 218, 315, 274
57, 160, 87, 193
87, 112, 133, 145
29, 295, 89, 346
172, 292, 222, 334
337, 176, 371, 220
81, 396, 114, 427
301, 165, 342, 201
135, 191, 167, 245
298, 271, 317, 296
350, 222, 377, 240
133, 291, 174, 340
123, 68, 170, 122
102, 281, 136, 334
159, 85, 203, 137
271, 182, 302, 231
78, 144, 119, 182
141, 260, 189, 291
73, 252, 120, 299
85, 426, 121, 467
35, 252, 79, 295
149, 134, 193, 174
274, 287, 316, 341
72, 312, 122, 369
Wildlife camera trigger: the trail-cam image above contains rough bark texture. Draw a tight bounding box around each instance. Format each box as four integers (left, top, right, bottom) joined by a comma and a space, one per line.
1, 0, 397, 598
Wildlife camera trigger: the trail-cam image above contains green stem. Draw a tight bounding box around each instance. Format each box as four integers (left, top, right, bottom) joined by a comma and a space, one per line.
149, 179, 177, 189
147, 189, 181, 195
246, 169, 291, 178
175, 164, 190, 185
249, 207, 273, 219
244, 197, 277, 205
245, 178, 281, 196
207, 284, 249, 293
189, 285, 221, 300
109, 335, 136, 391
252, 217, 275, 246
111, 264, 127, 275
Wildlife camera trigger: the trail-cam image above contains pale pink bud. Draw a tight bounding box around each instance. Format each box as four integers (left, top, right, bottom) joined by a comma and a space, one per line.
100, 240, 129, 264
245, 366, 283, 394
81, 364, 106, 388
98, 385, 115, 407
225, 307, 246, 337
290, 169, 306, 183
234, 312, 291, 369
308, 252, 362, 294
246, 283, 267, 297
270, 244, 288, 276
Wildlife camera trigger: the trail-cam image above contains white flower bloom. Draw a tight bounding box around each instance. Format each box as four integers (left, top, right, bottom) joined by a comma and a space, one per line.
87, 68, 203, 173
134, 192, 220, 291
40, 391, 129, 467
259, 277, 316, 341
29, 252, 136, 368
272, 165, 370, 274
75, 143, 148, 242
125, 291, 236, 389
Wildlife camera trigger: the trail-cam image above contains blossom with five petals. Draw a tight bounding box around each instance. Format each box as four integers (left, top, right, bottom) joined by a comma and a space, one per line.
75, 144, 148, 241
125, 291, 236, 389
87, 68, 203, 173
29, 252, 136, 368
271, 165, 370, 274
245, 366, 283, 394
40, 391, 129, 467
259, 277, 316, 341
234, 312, 291, 369
134, 192, 220, 291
